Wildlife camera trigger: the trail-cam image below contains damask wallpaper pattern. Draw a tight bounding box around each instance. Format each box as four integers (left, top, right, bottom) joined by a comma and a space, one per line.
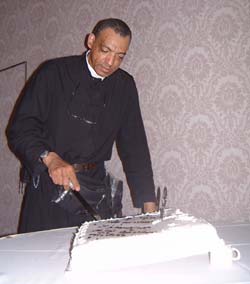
0, 0, 250, 235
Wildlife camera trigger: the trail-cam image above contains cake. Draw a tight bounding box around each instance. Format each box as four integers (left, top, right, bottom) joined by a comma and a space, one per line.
66, 209, 223, 273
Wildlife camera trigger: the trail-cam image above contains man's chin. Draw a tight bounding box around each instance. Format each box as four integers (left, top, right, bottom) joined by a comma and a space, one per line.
97, 67, 115, 77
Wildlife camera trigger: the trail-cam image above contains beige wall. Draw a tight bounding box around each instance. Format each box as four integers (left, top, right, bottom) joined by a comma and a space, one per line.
1, 0, 250, 235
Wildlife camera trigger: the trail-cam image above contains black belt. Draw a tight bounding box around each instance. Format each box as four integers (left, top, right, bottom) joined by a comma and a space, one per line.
72, 163, 96, 172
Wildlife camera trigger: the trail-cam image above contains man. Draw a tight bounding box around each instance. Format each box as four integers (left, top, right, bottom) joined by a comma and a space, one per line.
7, 18, 156, 233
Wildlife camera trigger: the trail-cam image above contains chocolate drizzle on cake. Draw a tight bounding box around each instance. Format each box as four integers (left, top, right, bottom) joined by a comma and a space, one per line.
77, 209, 198, 242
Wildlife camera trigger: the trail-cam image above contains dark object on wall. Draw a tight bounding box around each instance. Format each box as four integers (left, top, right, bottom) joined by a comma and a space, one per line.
0, 61, 27, 81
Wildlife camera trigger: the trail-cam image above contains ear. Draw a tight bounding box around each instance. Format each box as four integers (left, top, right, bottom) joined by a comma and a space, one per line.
87, 33, 95, 49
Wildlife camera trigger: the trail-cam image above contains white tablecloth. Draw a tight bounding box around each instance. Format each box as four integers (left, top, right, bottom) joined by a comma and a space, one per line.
0, 223, 250, 284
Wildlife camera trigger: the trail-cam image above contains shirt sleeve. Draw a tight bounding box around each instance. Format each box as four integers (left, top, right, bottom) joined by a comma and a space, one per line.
6, 62, 53, 177
116, 77, 156, 208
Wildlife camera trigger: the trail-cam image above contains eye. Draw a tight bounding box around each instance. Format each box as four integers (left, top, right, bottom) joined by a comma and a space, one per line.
101, 47, 109, 53
118, 54, 125, 60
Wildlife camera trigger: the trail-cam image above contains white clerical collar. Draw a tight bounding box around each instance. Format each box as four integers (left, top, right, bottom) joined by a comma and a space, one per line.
86, 50, 104, 80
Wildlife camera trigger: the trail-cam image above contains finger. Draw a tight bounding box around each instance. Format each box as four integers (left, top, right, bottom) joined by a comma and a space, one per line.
49, 165, 67, 184
49, 170, 63, 186
62, 175, 70, 187
68, 174, 80, 191
63, 184, 70, 191
61, 173, 74, 191
69, 180, 74, 189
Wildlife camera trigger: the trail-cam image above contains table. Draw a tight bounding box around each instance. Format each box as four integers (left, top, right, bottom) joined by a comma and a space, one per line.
0, 223, 250, 284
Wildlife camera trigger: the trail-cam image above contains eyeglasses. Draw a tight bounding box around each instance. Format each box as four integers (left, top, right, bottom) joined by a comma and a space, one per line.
67, 83, 97, 125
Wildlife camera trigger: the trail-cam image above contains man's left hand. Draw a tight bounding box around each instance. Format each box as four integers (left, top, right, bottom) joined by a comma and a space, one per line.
143, 202, 157, 213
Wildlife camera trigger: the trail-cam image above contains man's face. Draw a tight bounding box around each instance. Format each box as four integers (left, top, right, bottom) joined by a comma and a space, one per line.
87, 27, 130, 77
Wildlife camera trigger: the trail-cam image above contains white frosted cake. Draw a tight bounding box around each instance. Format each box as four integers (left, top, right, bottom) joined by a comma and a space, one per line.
66, 209, 223, 273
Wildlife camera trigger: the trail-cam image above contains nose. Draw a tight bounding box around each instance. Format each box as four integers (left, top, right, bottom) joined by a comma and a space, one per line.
106, 54, 115, 67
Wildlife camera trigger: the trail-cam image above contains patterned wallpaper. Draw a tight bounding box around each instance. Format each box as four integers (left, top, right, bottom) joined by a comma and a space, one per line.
0, 0, 250, 235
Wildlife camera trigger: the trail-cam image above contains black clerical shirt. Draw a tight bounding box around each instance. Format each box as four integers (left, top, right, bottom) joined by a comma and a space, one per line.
7, 53, 156, 208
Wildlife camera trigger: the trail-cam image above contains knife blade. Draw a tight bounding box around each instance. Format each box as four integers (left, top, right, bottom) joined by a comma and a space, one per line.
160, 186, 168, 219
53, 181, 102, 221
156, 186, 161, 210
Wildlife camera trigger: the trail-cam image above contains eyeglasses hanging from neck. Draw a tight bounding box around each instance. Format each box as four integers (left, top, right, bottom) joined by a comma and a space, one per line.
67, 81, 106, 125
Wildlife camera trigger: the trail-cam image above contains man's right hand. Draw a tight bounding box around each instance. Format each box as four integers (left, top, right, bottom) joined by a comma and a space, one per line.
42, 152, 80, 191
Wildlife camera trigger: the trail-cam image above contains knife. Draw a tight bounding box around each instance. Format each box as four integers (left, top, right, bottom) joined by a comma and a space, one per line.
160, 186, 168, 219
53, 181, 101, 221
156, 186, 161, 210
